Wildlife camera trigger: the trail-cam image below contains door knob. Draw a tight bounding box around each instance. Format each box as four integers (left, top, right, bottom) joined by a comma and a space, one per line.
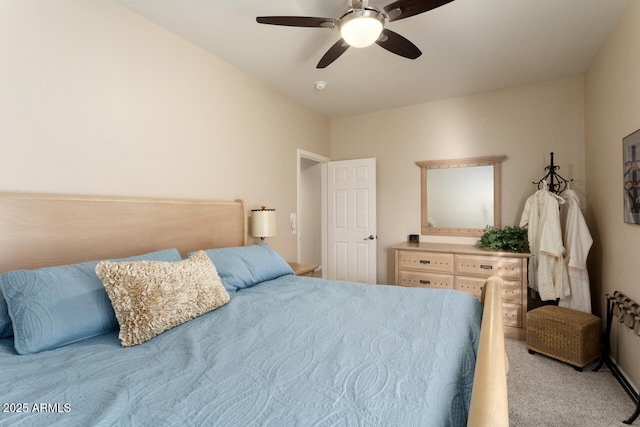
363, 235, 376, 240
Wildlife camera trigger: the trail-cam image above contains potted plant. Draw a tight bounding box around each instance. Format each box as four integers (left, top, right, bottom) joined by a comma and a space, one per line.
475, 225, 529, 253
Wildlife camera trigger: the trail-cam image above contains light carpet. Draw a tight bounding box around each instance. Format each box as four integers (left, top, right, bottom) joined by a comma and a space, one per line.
506, 338, 637, 426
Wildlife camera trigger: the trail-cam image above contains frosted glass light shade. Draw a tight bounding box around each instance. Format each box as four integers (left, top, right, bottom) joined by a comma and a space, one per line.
340, 10, 384, 48
251, 208, 277, 239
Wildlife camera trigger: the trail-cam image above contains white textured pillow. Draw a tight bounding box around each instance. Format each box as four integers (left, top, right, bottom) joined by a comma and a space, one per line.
95, 251, 229, 347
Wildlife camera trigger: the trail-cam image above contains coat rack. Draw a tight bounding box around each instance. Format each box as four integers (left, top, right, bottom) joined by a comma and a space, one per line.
532, 152, 573, 195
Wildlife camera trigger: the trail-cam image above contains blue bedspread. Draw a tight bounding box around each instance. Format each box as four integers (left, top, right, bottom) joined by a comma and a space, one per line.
0, 276, 482, 427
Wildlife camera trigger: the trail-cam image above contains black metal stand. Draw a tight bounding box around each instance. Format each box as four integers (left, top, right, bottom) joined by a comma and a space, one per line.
593, 293, 640, 425
532, 152, 574, 195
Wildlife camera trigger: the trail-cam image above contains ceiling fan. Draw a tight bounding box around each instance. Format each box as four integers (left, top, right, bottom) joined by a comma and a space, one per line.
256, 0, 454, 68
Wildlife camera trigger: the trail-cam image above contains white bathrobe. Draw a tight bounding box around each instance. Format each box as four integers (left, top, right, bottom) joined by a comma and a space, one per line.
520, 190, 570, 301
558, 189, 593, 313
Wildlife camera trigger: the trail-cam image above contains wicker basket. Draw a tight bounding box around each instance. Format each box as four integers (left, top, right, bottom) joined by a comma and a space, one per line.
526, 305, 601, 369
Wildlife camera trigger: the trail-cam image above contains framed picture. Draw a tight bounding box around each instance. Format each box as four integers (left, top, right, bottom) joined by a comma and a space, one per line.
623, 128, 640, 224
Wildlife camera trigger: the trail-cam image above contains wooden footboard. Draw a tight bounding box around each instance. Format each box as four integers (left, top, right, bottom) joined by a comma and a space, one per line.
468, 275, 509, 427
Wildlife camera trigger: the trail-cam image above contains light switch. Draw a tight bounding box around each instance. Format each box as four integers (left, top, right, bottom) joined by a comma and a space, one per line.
290, 213, 297, 235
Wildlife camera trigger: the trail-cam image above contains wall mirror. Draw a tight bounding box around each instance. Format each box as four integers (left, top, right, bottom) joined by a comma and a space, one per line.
416, 155, 506, 236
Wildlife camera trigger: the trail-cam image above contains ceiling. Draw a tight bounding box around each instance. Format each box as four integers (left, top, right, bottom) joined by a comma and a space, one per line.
113, 0, 629, 119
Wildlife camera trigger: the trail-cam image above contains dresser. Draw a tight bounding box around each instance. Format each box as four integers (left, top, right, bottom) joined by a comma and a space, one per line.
392, 242, 530, 340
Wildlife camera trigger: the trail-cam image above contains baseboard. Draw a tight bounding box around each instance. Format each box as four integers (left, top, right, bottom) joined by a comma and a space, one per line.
607, 355, 639, 405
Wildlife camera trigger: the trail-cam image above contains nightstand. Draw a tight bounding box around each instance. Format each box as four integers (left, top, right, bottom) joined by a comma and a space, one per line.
288, 262, 319, 277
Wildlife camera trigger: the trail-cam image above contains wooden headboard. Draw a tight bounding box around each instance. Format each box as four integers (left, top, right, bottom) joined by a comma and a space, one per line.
0, 193, 246, 273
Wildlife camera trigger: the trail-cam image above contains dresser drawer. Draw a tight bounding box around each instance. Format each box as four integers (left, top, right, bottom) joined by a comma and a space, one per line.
398, 271, 454, 289
454, 277, 485, 299
455, 276, 522, 304
454, 278, 522, 327
455, 254, 522, 280
397, 250, 454, 274
503, 303, 522, 327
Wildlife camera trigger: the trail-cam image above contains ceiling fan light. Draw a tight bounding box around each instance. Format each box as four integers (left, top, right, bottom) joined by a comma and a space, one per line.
339, 10, 384, 48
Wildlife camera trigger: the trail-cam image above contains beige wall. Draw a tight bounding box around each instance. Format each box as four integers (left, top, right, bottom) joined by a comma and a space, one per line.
0, 0, 330, 261
585, 1, 640, 392
331, 76, 586, 284
300, 159, 323, 267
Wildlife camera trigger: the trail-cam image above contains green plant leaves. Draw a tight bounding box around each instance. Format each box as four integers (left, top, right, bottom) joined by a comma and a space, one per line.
475, 226, 529, 253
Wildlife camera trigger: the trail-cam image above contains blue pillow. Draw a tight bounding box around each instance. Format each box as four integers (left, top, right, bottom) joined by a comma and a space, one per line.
0, 248, 182, 355
0, 299, 10, 338
197, 244, 294, 292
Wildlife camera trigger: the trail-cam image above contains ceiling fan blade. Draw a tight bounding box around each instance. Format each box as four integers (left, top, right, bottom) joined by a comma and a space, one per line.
376, 29, 422, 59
316, 39, 350, 69
384, 0, 454, 22
256, 16, 337, 28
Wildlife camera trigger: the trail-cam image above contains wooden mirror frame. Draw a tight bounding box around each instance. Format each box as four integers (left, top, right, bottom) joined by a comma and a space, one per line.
416, 155, 507, 236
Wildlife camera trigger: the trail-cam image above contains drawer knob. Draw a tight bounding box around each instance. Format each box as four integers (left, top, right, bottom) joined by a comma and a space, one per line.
419, 260, 431, 264
480, 264, 493, 270
420, 280, 431, 285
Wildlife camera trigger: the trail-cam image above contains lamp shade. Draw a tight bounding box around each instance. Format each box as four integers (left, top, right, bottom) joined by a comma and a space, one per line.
251, 207, 277, 239
339, 9, 384, 48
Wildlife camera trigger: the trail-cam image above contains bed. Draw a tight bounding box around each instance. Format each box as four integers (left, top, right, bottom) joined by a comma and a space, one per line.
0, 193, 508, 426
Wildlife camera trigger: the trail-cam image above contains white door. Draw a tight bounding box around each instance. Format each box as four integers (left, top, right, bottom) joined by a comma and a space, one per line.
326, 158, 377, 284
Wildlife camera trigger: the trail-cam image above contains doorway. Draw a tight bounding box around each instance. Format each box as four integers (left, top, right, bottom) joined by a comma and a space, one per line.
297, 150, 378, 283
297, 149, 330, 277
